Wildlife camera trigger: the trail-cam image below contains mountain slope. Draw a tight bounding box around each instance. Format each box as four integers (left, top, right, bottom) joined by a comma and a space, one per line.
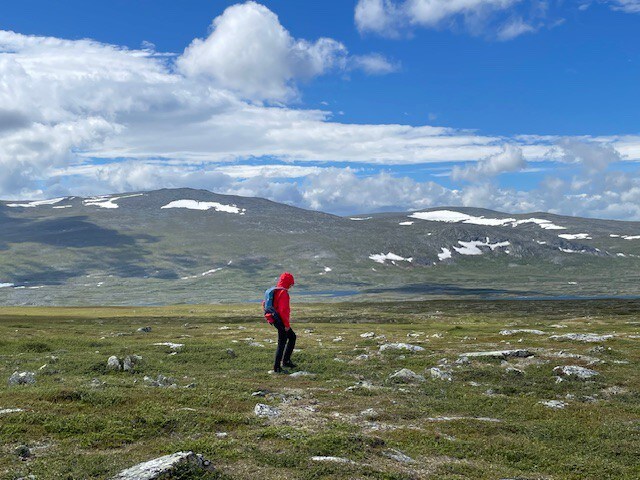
1, 188, 639, 305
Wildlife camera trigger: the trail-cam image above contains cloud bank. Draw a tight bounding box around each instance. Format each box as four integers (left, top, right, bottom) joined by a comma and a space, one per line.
0, 2, 639, 220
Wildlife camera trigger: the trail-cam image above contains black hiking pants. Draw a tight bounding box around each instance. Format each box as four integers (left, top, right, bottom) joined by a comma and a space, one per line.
272, 317, 296, 369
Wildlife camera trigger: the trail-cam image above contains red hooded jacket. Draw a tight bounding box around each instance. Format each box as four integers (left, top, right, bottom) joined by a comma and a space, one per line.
273, 272, 294, 329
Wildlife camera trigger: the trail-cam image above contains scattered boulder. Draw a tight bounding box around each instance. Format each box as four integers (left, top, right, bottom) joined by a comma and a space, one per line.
360, 408, 379, 419
379, 343, 425, 353
539, 400, 568, 409
429, 367, 452, 381
553, 365, 599, 380
110, 451, 214, 479
254, 403, 281, 418
143, 375, 176, 387
137, 326, 152, 333
123, 355, 143, 372
8, 372, 36, 386
549, 333, 614, 343
333, 336, 343, 342
500, 329, 545, 336
107, 356, 121, 371
383, 448, 415, 464
345, 380, 378, 392
505, 367, 525, 376
360, 332, 375, 338
461, 349, 533, 359
226, 348, 236, 358
389, 368, 426, 383
601, 386, 629, 397
248, 342, 265, 348
15, 445, 31, 460
355, 354, 370, 361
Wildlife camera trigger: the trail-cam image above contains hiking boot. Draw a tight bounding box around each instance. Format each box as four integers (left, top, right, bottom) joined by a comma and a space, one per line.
272, 366, 289, 374
282, 361, 297, 368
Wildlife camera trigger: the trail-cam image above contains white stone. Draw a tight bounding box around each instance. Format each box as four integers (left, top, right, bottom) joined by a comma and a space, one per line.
153, 342, 184, 351
254, 403, 281, 418
549, 333, 614, 343
0, 408, 24, 415
379, 343, 425, 353
311, 456, 358, 465
107, 356, 121, 370
389, 368, 426, 383
289, 371, 314, 378
539, 400, 567, 409
383, 449, 415, 464
8, 371, 36, 386
500, 329, 545, 336
461, 349, 533, 359
553, 365, 599, 380
110, 451, 214, 479
429, 367, 452, 381
360, 332, 375, 338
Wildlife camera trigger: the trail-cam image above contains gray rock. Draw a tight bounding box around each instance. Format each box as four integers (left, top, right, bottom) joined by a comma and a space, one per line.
310, 456, 358, 465
123, 355, 142, 372
360, 408, 379, 419
553, 365, 599, 380
254, 403, 281, 418
429, 367, 452, 381
8, 371, 36, 386
345, 380, 378, 392
110, 451, 214, 479
144, 374, 175, 387
389, 368, 426, 383
107, 356, 121, 371
549, 333, 614, 343
137, 326, 152, 333
539, 400, 568, 409
505, 367, 525, 376
360, 331, 376, 338
461, 349, 533, 359
15, 445, 31, 459
383, 448, 415, 464
500, 329, 545, 336
226, 348, 236, 358
355, 354, 370, 361
379, 343, 425, 353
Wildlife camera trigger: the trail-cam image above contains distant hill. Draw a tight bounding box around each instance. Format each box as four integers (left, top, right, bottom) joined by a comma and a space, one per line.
1, 188, 639, 305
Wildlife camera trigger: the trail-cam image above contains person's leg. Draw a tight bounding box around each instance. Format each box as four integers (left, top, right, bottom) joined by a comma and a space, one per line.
273, 319, 288, 371
282, 328, 297, 366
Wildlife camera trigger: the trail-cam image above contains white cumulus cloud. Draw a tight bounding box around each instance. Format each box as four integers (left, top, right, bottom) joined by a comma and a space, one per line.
177, 1, 396, 101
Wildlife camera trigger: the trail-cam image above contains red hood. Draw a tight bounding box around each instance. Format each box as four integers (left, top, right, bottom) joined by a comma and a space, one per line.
277, 272, 295, 289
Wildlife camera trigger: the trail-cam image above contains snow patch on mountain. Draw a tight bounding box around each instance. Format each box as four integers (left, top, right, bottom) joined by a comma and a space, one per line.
399, 221, 414, 226
7, 197, 67, 208
558, 233, 592, 240
409, 210, 566, 230
453, 239, 510, 255
0, 283, 14, 288
161, 200, 246, 214
350, 217, 372, 221
438, 248, 452, 261
84, 193, 144, 209
369, 253, 413, 264
623, 235, 640, 240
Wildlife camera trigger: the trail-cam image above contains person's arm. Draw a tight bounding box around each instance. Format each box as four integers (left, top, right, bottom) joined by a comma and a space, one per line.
277, 290, 291, 329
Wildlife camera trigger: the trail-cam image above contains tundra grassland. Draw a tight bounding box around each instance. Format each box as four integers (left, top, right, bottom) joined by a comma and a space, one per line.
0, 300, 639, 479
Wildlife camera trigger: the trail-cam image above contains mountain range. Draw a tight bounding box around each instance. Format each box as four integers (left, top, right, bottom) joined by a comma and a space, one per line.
1, 188, 639, 305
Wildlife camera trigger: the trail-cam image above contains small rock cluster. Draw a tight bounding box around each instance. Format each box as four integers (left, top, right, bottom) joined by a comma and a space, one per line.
107, 355, 142, 372
8, 372, 36, 386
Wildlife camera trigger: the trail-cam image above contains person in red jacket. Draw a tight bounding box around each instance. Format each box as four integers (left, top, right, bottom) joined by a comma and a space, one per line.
271, 272, 297, 373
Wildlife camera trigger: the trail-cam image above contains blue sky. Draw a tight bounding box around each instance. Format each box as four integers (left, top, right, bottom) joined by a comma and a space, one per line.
1, 1, 639, 218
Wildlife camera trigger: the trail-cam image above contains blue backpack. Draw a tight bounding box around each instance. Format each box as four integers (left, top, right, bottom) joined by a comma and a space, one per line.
262, 287, 285, 323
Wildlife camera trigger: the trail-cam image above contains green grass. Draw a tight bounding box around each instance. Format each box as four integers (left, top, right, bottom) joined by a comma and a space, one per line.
1, 300, 639, 479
